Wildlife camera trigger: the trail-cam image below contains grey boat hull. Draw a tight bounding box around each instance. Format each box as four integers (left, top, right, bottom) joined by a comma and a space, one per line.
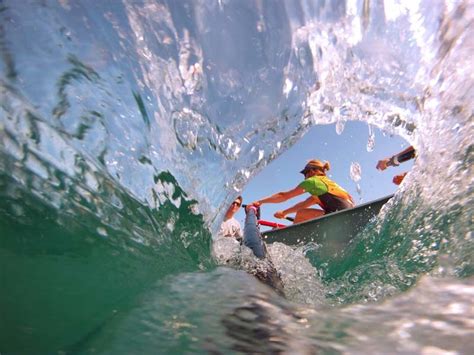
262, 195, 393, 259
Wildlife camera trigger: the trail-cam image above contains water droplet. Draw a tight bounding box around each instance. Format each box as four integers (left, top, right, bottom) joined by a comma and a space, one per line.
367, 124, 375, 152
336, 120, 345, 135
97, 226, 108, 237
350, 162, 362, 182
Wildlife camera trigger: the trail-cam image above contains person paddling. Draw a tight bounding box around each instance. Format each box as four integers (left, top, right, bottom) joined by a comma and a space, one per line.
251, 160, 354, 224
376, 146, 416, 185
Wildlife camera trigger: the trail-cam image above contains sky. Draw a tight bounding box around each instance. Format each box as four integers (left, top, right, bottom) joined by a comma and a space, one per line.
234, 121, 414, 229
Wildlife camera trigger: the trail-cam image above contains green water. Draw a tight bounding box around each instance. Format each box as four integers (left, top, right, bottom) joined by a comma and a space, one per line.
0, 170, 213, 353
1, 168, 471, 353
1, 0, 472, 352
0, 141, 472, 353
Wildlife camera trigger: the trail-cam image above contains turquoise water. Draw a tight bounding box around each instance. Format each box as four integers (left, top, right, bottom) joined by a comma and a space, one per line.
1, 0, 473, 353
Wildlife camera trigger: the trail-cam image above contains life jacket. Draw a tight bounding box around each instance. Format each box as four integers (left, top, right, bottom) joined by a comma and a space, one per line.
299, 175, 353, 203
318, 176, 353, 202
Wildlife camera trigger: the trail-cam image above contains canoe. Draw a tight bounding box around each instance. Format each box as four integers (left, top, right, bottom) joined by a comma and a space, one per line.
261, 195, 393, 252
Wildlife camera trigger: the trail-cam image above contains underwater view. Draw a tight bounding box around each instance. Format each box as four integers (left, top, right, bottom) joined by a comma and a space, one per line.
1, 0, 473, 353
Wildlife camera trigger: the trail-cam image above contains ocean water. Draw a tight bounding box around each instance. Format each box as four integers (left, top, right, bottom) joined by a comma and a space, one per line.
0, 0, 473, 353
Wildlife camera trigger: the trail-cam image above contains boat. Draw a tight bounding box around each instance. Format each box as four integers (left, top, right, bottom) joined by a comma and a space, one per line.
261, 195, 393, 258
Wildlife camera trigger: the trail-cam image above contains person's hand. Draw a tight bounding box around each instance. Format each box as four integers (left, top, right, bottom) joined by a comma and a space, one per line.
274, 211, 286, 219
246, 202, 259, 213
376, 159, 389, 171
245, 204, 255, 213
393, 173, 407, 185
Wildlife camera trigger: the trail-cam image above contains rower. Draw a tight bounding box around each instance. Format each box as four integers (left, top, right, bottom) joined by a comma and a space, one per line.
251, 159, 354, 224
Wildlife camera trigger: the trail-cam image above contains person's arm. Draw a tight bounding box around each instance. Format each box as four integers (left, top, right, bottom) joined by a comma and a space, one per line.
253, 186, 306, 206
395, 146, 416, 164
274, 196, 321, 219
393, 172, 408, 185
377, 146, 416, 171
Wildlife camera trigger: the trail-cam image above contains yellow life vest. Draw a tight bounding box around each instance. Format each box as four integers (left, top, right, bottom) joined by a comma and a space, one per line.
319, 176, 353, 202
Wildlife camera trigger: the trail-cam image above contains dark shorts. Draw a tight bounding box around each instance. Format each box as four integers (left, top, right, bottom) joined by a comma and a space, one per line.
318, 193, 353, 213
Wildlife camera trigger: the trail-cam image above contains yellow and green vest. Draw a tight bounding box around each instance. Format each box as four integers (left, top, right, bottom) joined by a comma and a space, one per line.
298, 175, 352, 201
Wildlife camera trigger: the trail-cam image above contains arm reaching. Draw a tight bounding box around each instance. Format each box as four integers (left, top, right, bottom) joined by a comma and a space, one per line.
252, 186, 305, 206
377, 146, 416, 171
274, 196, 321, 219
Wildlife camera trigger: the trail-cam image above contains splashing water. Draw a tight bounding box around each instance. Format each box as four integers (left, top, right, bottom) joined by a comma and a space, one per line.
336, 119, 346, 135
350, 161, 362, 195
367, 123, 375, 152
0, 0, 473, 353
349, 161, 362, 183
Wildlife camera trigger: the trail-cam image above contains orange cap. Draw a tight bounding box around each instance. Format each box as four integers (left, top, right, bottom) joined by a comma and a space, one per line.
300, 160, 330, 174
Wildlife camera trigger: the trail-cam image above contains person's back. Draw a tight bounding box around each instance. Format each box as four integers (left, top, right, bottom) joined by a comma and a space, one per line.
252, 159, 353, 224
298, 171, 353, 213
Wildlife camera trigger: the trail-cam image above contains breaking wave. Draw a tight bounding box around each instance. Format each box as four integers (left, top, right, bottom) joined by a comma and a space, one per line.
1, 0, 472, 353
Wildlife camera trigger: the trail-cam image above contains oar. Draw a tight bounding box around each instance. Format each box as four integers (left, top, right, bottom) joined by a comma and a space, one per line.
257, 220, 286, 229
242, 204, 294, 227
243, 205, 266, 258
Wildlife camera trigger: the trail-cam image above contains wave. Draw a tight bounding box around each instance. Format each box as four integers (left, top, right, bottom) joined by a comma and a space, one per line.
0, 0, 472, 352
